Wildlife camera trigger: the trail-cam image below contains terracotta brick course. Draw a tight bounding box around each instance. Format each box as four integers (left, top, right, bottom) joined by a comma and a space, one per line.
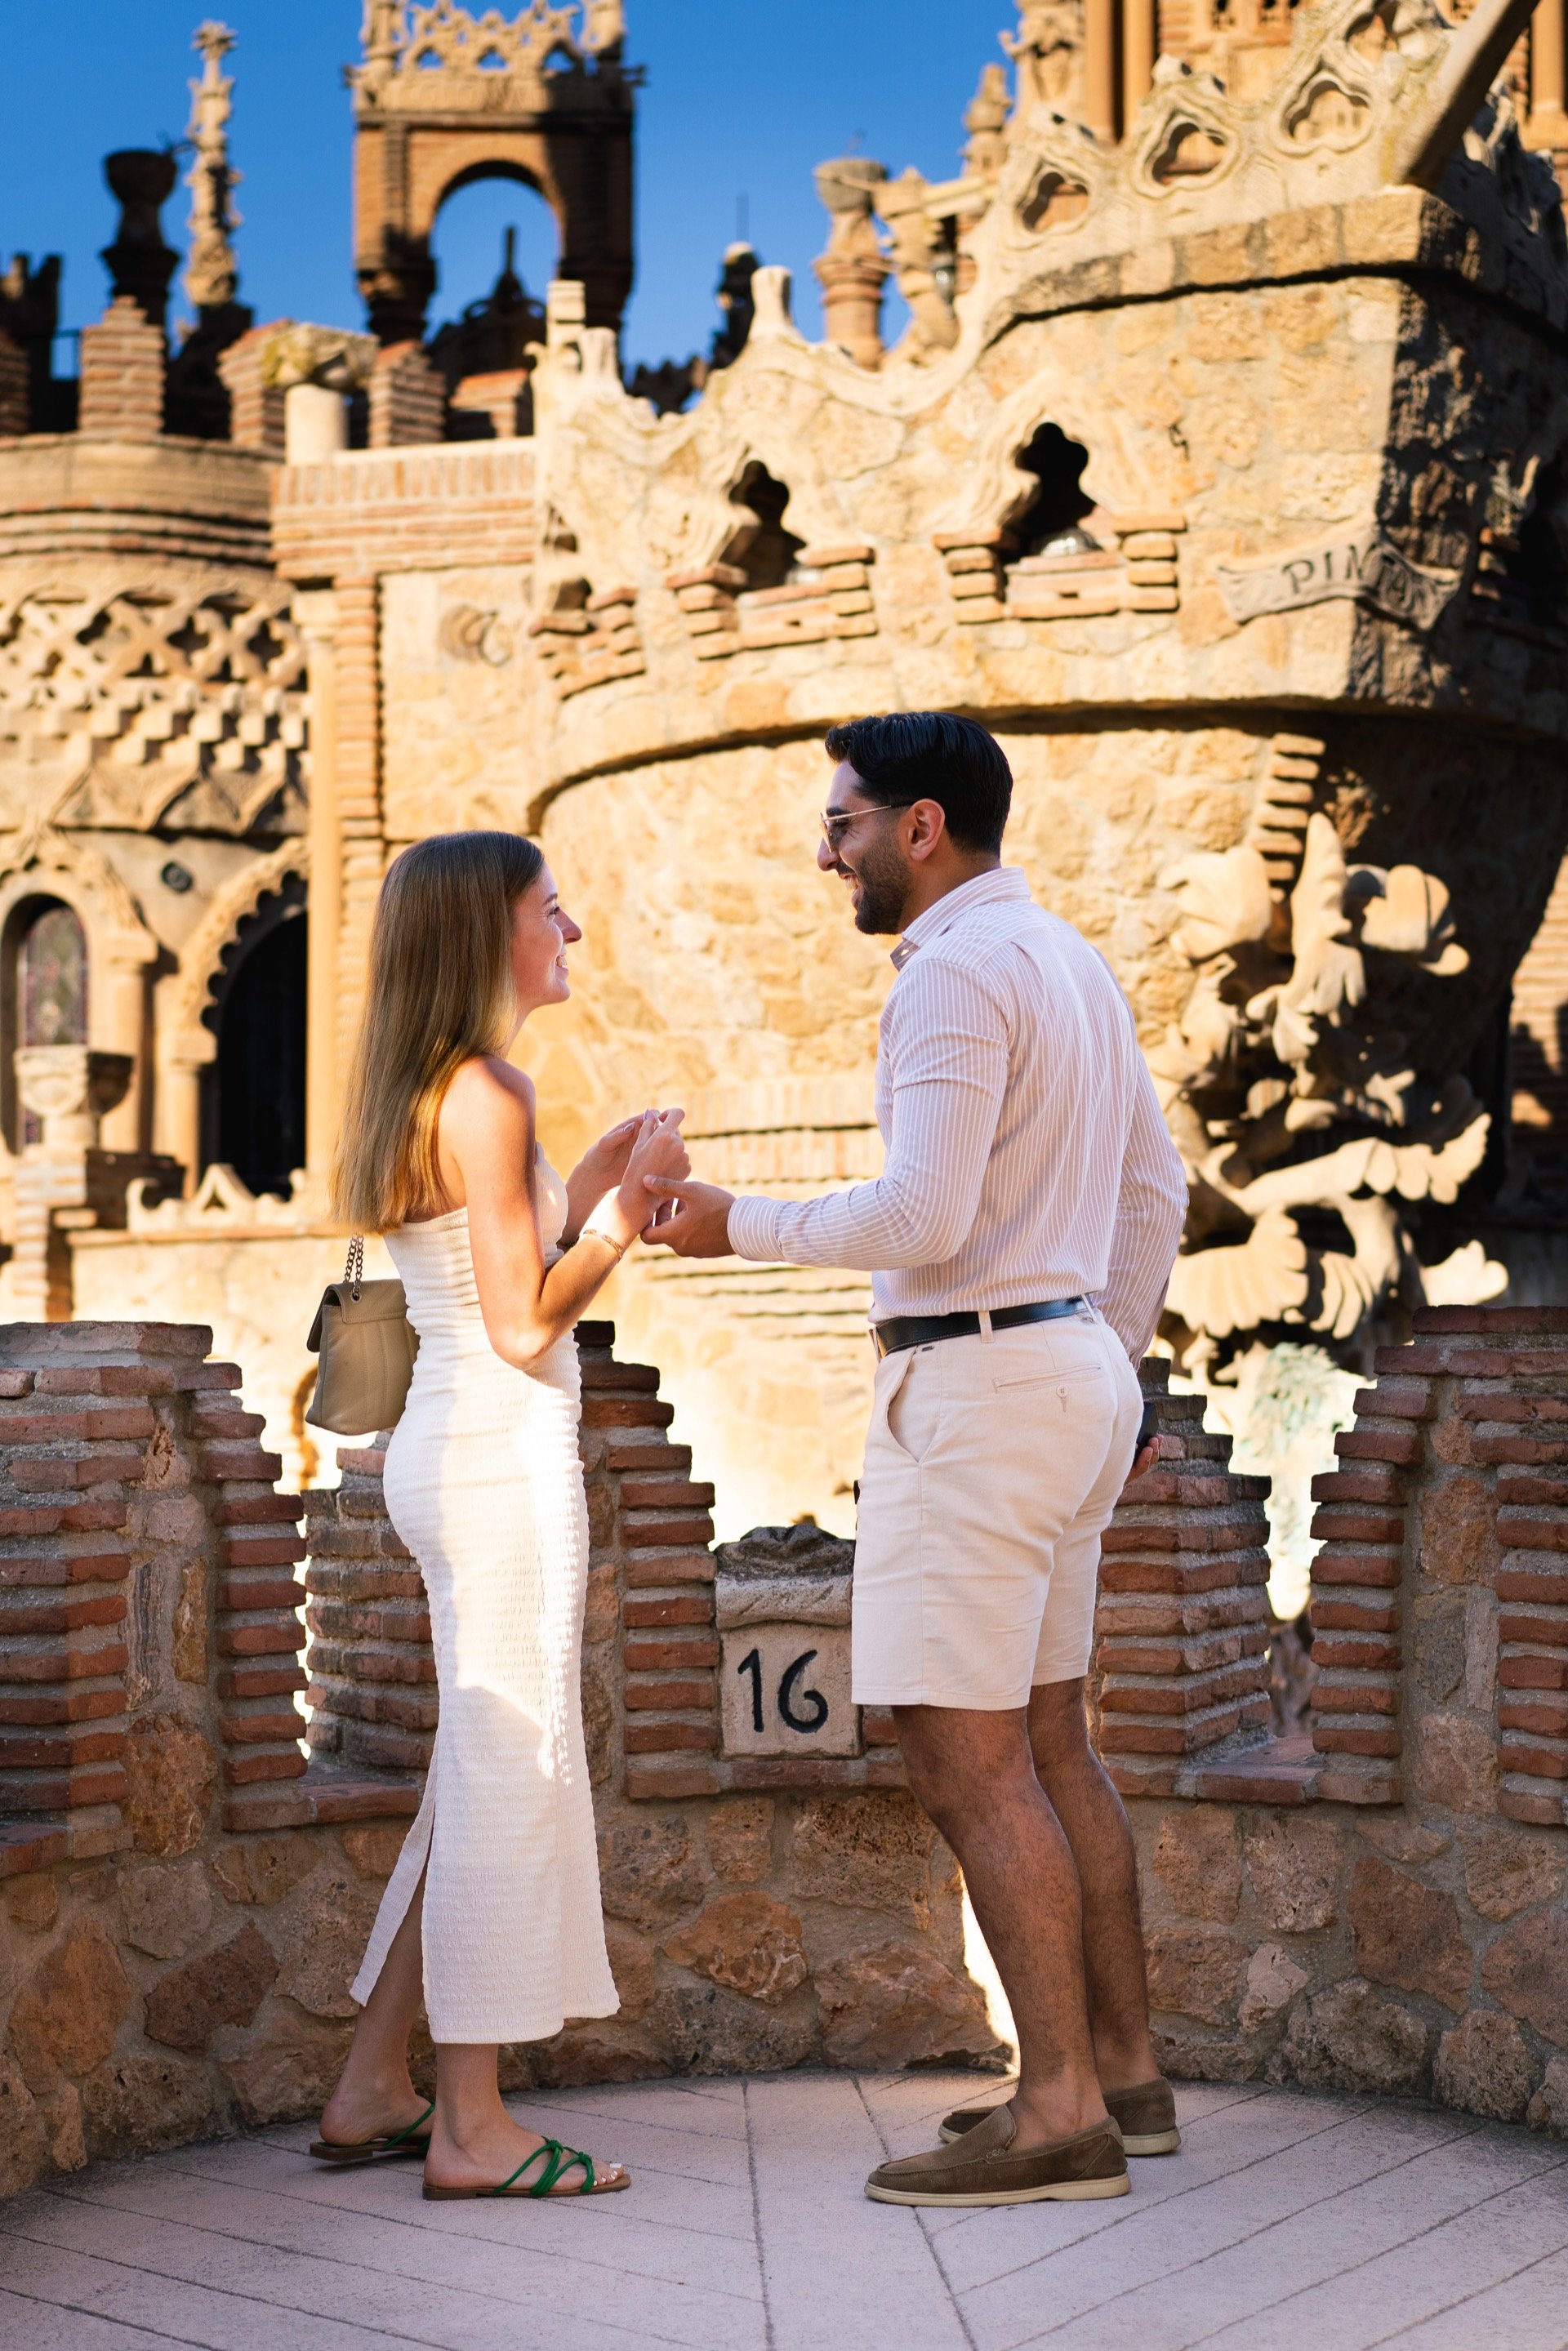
621, 1594, 714, 1627
623, 1720, 719, 1752
1334, 1424, 1423, 1466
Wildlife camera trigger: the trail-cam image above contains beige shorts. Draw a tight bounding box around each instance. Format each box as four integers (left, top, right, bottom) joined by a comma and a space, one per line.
850, 1306, 1143, 1710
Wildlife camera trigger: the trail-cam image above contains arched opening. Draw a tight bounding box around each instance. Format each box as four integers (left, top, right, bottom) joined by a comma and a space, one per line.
200, 877, 307, 1199
725, 462, 805, 591
1012, 421, 1098, 558
428, 174, 555, 430
1495, 456, 1568, 638
2, 897, 87, 1149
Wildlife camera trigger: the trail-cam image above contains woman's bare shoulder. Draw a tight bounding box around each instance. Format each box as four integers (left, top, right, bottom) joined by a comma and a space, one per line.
442, 1056, 535, 1134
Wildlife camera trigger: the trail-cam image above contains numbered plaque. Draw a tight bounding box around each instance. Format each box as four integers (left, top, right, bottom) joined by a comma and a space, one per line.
719, 1623, 858, 1758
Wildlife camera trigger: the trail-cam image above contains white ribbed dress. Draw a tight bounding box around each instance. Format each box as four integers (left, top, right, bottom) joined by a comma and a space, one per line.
349, 1156, 617, 2044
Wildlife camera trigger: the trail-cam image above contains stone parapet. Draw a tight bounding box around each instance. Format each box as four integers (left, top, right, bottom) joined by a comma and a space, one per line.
303, 1445, 432, 1779
1094, 1361, 1277, 1797
2, 1312, 1566, 2197
0, 434, 275, 568
1121, 1311, 1568, 2125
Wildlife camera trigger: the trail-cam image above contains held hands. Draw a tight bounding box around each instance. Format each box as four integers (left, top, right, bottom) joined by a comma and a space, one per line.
569, 1112, 648, 1201
598, 1109, 690, 1249
640, 1176, 737, 1258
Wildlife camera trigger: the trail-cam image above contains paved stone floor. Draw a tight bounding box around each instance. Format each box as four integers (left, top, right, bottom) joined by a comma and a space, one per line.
1, 2073, 1566, 2351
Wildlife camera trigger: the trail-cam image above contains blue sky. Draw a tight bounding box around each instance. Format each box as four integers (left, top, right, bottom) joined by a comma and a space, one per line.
2, 1, 1008, 368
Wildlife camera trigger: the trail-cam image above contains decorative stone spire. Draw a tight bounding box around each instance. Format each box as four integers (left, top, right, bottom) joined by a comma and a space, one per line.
812, 158, 889, 371
184, 21, 241, 315
100, 149, 180, 329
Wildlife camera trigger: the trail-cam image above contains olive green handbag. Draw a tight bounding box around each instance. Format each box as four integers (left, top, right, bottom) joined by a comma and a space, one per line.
305, 1237, 420, 1435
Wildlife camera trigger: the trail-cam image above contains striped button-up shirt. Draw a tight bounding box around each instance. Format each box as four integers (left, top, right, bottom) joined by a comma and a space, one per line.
725, 866, 1187, 1364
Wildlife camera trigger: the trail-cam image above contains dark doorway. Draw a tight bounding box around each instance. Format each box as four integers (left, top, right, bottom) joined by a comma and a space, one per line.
202, 879, 307, 1197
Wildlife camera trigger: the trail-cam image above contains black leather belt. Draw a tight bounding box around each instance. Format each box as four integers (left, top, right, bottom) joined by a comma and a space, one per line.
871, 1297, 1087, 1359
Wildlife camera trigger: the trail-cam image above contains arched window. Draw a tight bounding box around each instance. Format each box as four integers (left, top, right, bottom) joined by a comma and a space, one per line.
200, 877, 307, 1198
727, 462, 805, 591
1013, 422, 1098, 558
2, 897, 87, 1149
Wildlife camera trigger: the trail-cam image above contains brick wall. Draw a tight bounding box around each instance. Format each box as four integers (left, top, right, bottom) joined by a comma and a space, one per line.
77, 299, 166, 441
368, 343, 447, 449
272, 443, 536, 580
3, 1311, 1565, 2199
1094, 1363, 1279, 1798
217, 327, 288, 456
1121, 1307, 1568, 2129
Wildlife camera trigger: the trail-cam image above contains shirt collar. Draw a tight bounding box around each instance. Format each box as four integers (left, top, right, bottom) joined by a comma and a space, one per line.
889, 866, 1031, 970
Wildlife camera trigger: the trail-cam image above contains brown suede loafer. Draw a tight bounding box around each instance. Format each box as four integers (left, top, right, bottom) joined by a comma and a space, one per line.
938, 2075, 1180, 2156
866, 2102, 1129, 2207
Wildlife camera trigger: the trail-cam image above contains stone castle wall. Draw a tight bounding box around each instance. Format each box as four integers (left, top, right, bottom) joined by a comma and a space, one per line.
1, 1307, 1564, 2200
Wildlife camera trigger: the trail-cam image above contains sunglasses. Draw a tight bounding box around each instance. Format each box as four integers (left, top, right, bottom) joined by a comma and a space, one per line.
819, 799, 919, 853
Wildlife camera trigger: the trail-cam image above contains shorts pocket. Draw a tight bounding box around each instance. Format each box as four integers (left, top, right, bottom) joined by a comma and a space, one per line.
886, 1355, 943, 1463
991, 1363, 1107, 1394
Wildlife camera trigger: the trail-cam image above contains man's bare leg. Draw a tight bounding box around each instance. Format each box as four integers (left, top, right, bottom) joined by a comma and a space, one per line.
894, 1702, 1108, 2150
1027, 1678, 1160, 2094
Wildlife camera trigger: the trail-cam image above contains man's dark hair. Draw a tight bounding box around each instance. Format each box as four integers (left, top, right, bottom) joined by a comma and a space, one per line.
823, 712, 1013, 853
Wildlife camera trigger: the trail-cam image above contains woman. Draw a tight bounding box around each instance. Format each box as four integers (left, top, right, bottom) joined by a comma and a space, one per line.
314, 830, 688, 2199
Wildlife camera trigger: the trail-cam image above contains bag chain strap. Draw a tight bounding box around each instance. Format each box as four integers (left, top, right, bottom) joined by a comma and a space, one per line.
345, 1235, 364, 1302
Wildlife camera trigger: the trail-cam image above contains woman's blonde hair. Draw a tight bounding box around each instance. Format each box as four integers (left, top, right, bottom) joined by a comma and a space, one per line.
332, 830, 544, 1231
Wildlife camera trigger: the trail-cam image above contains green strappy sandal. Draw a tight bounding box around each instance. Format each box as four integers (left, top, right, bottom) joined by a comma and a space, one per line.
310, 2099, 435, 2166
423, 2135, 630, 2199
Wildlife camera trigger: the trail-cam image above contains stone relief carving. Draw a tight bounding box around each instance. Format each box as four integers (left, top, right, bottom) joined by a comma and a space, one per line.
0, 577, 308, 833
354, 0, 622, 100
965, 0, 1566, 336
1215, 528, 1463, 630
1156, 792, 1504, 1367
438, 603, 514, 665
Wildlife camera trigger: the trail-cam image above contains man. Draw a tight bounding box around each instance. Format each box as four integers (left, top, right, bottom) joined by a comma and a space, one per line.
646, 711, 1187, 2207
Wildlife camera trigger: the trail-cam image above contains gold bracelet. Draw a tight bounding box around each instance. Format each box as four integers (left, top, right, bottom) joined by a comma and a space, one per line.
580, 1227, 632, 1262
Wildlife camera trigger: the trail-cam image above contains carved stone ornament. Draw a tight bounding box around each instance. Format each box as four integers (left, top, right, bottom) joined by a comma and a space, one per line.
967, 0, 1567, 339
0, 578, 308, 834
352, 0, 623, 109
1156, 808, 1505, 1363
15, 1046, 132, 1148
1215, 528, 1463, 632
438, 604, 514, 665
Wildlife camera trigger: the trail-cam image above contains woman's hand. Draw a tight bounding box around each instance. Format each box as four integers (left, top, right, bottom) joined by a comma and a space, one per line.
564, 1112, 646, 1240
598, 1108, 688, 1247
572, 1114, 645, 1196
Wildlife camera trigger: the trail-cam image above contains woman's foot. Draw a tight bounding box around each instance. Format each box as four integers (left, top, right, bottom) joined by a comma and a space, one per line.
318, 2073, 430, 2153
424, 2107, 628, 2196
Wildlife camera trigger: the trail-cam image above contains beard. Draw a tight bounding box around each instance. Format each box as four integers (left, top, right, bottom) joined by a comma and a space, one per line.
848, 826, 912, 935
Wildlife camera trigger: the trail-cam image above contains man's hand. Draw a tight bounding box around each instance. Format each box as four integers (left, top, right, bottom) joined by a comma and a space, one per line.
1123, 1423, 1166, 1490
641, 1177, 736, 1258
